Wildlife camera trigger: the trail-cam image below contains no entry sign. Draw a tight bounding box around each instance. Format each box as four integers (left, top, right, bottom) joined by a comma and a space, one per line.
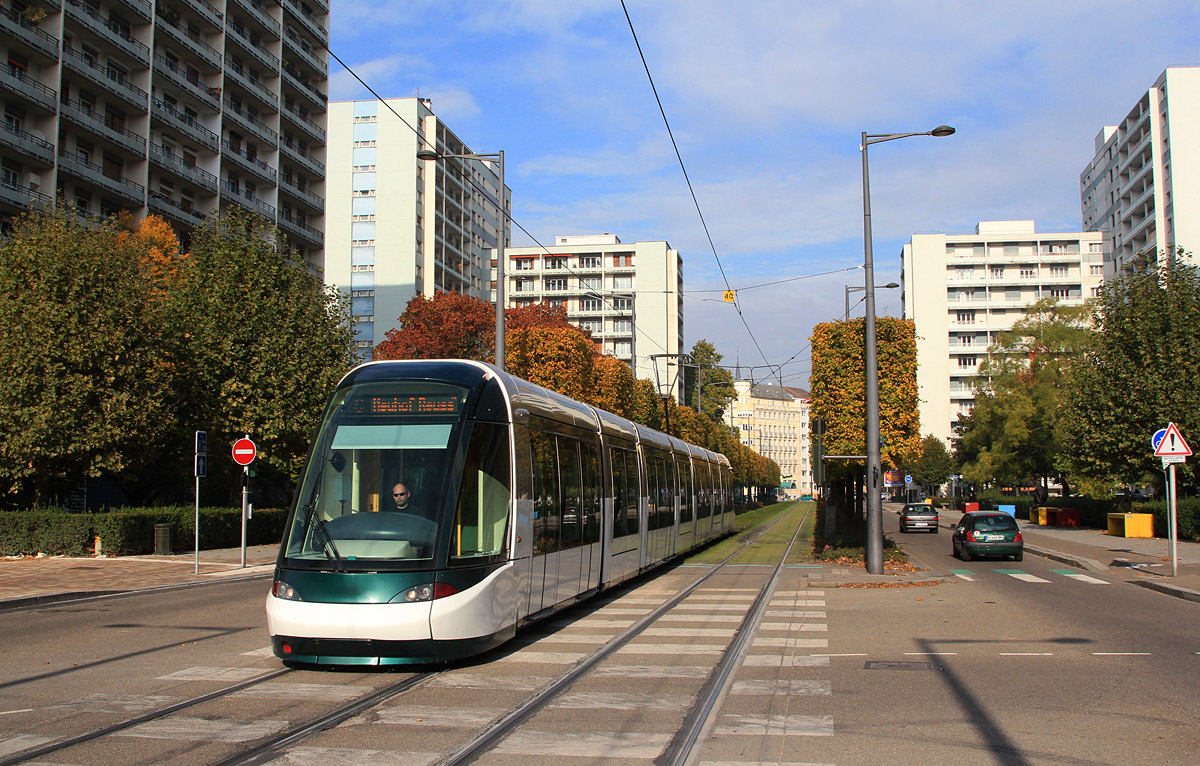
232, 436, 257, 466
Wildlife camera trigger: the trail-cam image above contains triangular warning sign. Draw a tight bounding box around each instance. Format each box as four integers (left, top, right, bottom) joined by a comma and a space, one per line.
1154, 422, 1192, 457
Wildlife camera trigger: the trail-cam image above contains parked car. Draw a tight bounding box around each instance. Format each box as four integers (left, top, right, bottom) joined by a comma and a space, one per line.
952, 511, 1023, 561
899, 503, 939, 533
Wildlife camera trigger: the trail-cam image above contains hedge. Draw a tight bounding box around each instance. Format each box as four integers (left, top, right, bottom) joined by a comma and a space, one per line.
0, 507, 288, 557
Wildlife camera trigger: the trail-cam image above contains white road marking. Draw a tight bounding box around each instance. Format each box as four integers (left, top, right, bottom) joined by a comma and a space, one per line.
591, 664, 711, 678
1062, 573, 1109, 584
231, 683, 363, 701
731, 679, 831, 696
591, 607, 653, 615
905, 652, 957, 656
554, 691, 688, 709
770, 600, 826, 607
241, 646, 275, 656
156, 666, 275, 682
119, 717, 287, 742
0, 735, 55, 757
953, 573, 976, 581
765, 610, 827, 618
1093, 652, 1151, 656
549, 618, 636, 629
760, 622, 827, 631
0, 710, 32, 716
715, 713, 834, 736
376, 708, 503, 726
811, 653, 867, 657
752, 638, 829, 648
50, 694, 182, 713
1006, 573, 1051, 583
529, 633, 622, 643
1000, 652, 1054, 656
700, 761, 835, 766
741, 655, 830, 667
499, 651, 587, 664
618, 644, 725, 655
774, 590, 826, 596
260, 745, 436, 765
643, 627, 736, 638
492, 730, 672, 758
427, 674, 548, 690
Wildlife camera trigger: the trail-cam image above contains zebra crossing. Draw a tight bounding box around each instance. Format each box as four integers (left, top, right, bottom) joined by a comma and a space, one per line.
949, 568, 1109, 584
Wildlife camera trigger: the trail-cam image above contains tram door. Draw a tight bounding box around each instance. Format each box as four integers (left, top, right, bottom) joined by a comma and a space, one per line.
676, 454, 694, 551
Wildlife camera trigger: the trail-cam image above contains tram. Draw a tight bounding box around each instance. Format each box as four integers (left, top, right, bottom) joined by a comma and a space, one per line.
267, 359, 735, 665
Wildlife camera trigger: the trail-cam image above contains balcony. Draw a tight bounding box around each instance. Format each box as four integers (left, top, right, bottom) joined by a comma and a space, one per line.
0, 177, 54, 212
57, 149, 146, 204
221, 139, 276, 182
223, 98, 278, 146
282, 26, 327, 77
61, 46, 150, 111
0, 122, 55, 167
151, 98, 219, 149
224, 58, 279, 108
280, 136, 324, 175
158, 0, 223, 30
149, 144, 218, 192
219, 179, 275, 217
114, 0, 153, 23
282, 0, 327, 41
0, 6, 60, 60
147, 190, 208, 226
281, 64, 326, 110
64, 0, 151, 65
280, 103, 324, 142
155, 13, 222, 70
230, 0, 281, 39
0, 69, 57, 113
154, 54, 221, 110
278, 175, 323, 211
277, 211, 322, 246
59, 99, 148, 156
226, 19, 280, 71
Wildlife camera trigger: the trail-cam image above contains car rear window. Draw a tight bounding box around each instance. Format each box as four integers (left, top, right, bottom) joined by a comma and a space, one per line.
975, 515, 1016, 531
905, 506, 934, 513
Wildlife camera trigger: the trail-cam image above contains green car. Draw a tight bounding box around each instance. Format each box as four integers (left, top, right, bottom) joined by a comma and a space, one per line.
952, 511, 1023, 561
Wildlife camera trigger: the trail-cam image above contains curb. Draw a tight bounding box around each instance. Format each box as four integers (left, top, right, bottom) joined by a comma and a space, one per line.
1133, 579, 1200, 604
0, 568, 274, 612
1023, 544, 1110, 574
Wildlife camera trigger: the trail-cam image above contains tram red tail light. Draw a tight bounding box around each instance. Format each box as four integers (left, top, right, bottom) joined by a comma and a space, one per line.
433, 582, 459, 599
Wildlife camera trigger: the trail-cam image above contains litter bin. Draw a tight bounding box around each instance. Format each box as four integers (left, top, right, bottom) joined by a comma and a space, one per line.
964, 502, 980, 512
154, 523, 172, 555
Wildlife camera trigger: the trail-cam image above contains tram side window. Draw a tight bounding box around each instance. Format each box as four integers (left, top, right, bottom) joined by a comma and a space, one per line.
611, 446, 639, 540
647, 452, 674, 530
531, 430, 560, 555
582, 443, 601, 544
677, 457, 693, 524
449, 422, 511, 564
559, 436, 583, 549
696, 463, 712, 519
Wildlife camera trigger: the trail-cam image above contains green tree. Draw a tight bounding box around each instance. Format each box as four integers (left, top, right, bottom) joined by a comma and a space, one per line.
0, 206, 174, 504
910, 435, 955, 494
1058, 248, 1200, 489
168, 208, 358, 504
955, 298, 1091, 493
683, 339, 736, 419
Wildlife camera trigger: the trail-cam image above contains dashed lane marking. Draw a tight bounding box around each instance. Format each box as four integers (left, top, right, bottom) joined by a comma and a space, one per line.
1092, 652, 1151, 656
1000, 652, 1055, 656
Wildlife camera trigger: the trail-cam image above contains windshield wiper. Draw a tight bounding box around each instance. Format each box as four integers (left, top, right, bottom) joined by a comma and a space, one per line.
303, 502, 345, 572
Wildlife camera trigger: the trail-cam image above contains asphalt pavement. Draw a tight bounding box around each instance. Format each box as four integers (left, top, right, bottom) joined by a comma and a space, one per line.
2, 505, 1199, 608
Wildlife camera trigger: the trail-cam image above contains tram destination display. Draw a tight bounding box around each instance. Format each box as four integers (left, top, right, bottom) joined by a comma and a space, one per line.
347, 392, 463, 416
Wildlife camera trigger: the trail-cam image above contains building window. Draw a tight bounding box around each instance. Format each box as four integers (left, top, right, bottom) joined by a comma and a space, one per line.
580, 298, 601, 311
958, 356, 977, 368
513, 258, 534, 270
1020, 267, 1036, 278
353, 140, 377, 147
545, 257, 567, 270
580, 276, 601, 291
612, 297, 633, 311
612, 319, 632, 333
1090, 264, 1103, 276
613, 275, 633, 289
580, 255, 601, 268
514, 278, 535, 293
545, 278, 567, 291
990, 266, 1004, 279
578, 319, 601, 333
1049, 288, 1070, 298
956, 311, 975, 325
1050, 265, 1069, 277
957, 267, 972, 280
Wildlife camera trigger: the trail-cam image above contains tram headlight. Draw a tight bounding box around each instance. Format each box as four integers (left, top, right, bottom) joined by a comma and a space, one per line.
272, 579, 301, 601
391, 582, 459, 603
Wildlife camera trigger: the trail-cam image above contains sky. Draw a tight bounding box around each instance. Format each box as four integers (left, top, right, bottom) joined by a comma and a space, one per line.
328, 0, 1200, 388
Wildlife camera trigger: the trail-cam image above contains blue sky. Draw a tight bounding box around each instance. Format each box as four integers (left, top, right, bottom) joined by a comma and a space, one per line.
329, 0, 1200, 387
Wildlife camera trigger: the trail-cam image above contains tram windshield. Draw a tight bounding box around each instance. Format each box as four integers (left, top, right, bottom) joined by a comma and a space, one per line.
281, 380, 511, 571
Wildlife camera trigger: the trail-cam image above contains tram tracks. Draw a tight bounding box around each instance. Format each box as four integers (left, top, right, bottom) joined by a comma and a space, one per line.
1, 504, 813, 766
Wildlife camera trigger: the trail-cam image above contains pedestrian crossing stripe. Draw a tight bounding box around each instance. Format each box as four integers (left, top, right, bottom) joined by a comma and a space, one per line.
949, 569, 976, 581
1051, 569, 1109, 584
995, 569, 1050, 582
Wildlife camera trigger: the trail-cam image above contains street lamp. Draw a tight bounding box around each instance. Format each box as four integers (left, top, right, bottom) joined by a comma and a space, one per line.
845, 282, 899, 320
861, 125, 954, 574
417, 147, 507, 370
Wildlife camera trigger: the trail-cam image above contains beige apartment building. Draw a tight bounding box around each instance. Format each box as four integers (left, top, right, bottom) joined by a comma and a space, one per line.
902, 221, 1104, 445
324, 97, 510, 356
502, 234, 684, 396
725, 379, 813, 497
1, 0, 329, 267
1081, 66, 1200, 271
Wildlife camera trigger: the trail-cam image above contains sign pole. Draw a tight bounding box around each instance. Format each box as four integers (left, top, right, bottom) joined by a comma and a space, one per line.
194, 430, 207, 575
241, 466, 249, 569
1168, 462, 1178, 577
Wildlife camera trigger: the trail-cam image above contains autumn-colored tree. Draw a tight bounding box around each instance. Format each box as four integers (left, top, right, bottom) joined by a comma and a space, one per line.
374, 291, 496, 361
506, 326, 597, 401
117, 212, 188, 295
589, 354, 639, 418
808, 316, 920, 477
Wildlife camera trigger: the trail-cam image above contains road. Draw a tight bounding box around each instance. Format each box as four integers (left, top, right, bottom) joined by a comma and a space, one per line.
0, 514, 1197, 765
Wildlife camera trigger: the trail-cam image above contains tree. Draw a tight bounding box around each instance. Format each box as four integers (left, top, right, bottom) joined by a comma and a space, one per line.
167, 208, 358, 504
1058, 248, 1200, 489
683, 339, 736, 419
506, 326, 597, 401
0, 206, 174, 504
955, 298, 1091, 492
910, 435, 955, 494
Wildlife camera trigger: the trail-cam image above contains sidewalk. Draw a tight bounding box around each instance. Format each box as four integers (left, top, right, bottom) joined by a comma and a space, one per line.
0, 544, 279, 609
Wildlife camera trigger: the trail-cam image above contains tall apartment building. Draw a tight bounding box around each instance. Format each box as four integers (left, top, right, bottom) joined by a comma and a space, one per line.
725, 380, 812, 498
0, 0, 329, 267
502, 234, 684, 395
1080, 66, 1200, 272
901, 221, 1104, 445
325, 97, 510, 356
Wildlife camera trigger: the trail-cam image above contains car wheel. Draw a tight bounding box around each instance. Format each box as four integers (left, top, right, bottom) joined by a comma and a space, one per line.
960, 546, 972, 562
1014, 550, 1023, 562
899, 525, 907, 533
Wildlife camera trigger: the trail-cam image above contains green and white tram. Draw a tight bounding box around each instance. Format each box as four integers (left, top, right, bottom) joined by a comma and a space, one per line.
267, 359, 734, 665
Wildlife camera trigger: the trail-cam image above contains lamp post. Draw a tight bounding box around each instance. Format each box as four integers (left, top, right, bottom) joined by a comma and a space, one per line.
417, 147, 507, 370
845, 282, 899, 320
861, 125, 954, 574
